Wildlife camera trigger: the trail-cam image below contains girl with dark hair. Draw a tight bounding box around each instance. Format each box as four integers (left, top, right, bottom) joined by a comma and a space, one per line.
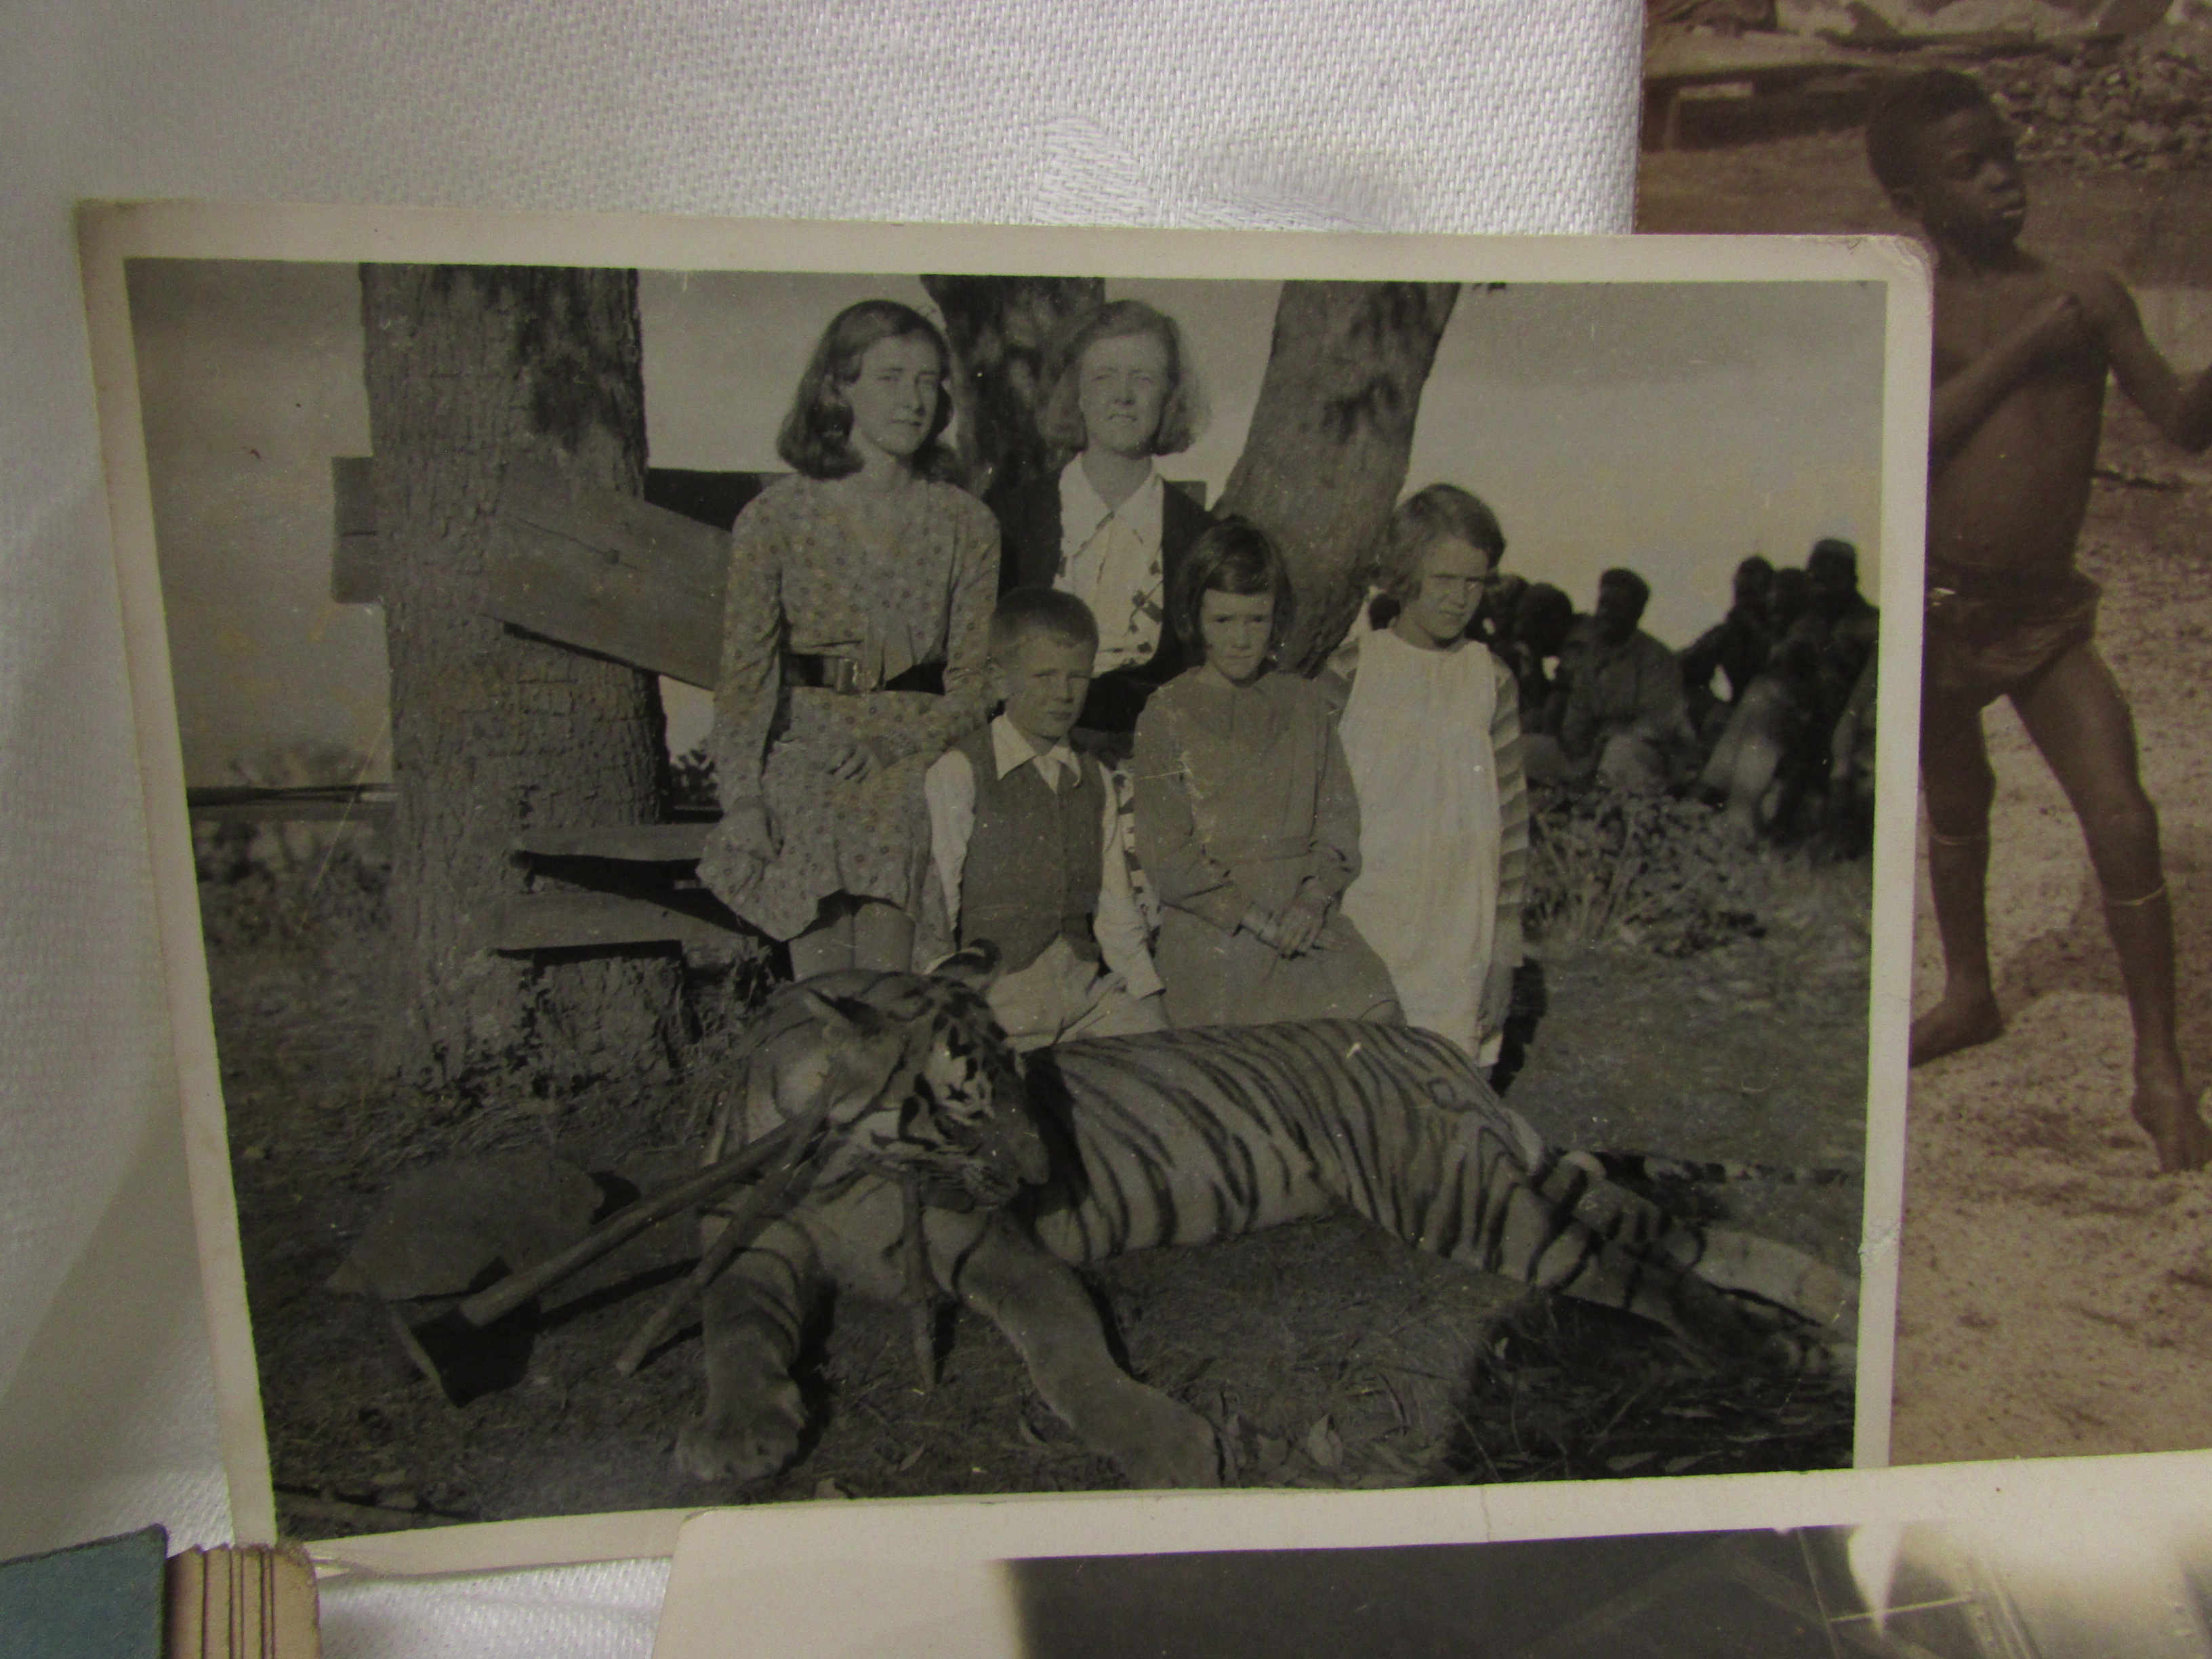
701, 299, 999, 977
1130, 518, 1399, 1029
1336, 483, 1527, 1065
995, 298, 1211, 737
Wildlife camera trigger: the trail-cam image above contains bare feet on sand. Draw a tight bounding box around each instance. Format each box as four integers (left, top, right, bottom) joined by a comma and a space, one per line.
2131, 1067, 2212, 1174
1909, 991, 2004, 1068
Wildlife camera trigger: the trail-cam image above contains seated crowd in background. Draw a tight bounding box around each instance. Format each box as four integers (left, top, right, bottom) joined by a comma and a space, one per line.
1479, 537, 1880, 853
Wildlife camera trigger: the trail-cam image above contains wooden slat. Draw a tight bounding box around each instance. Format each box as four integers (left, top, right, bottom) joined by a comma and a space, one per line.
643, 466, 777, 531
1641, 30, 1875, 88
186, 783, 395, 824
482, 459, 731, 689
331, 455, 382, 603
331, 457, 777, 634
511, 822, 712, 861
491, 890, 739, 951
190, 799, 393, 825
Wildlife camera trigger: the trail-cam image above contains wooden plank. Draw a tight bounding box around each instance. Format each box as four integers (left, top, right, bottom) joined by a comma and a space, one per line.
1642, 30, 1878, 89
491, 889, 740, 951
190, 799, 392, 825
332, 459, 776, 623
186, 783, 395, 824
482, 459, 732, 688
643, 467, 777, 531
511, 822, 712, 861
331, 455, 382, 603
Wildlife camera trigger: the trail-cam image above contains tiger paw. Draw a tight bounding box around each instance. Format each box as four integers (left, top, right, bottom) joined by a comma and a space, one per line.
674, 1380, 806, 1483
1757, 1328, 1856, 1377
1099, 1385, 1222, 1490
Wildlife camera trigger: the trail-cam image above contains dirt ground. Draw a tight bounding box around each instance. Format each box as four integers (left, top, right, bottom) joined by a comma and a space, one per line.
1641, 135, 2212, 1463
201, 819, 1868, 1538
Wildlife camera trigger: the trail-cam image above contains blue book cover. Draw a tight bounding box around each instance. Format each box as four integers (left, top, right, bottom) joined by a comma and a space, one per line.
0, 1526, 167, 1659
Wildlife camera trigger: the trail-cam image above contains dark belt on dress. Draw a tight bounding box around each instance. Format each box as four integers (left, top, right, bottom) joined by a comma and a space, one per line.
783, 653, 945, 696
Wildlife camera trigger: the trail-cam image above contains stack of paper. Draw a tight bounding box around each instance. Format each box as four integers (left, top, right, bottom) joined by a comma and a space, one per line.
163, 1547, 319, 1659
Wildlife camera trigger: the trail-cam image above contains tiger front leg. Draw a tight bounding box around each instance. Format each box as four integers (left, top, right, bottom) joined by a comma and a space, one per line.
955, 1218, 1221, 1490
674, 1219, 822, 1484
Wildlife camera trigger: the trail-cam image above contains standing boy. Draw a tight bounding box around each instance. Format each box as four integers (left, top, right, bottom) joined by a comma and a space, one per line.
1870, 70, 2212, 1169
924, 589, 1167, 1050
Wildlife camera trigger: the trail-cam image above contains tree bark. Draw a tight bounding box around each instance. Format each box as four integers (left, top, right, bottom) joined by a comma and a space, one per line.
922, 276, 1105, 504
361, 265, 681, 1101
1219, 282, 1461, 672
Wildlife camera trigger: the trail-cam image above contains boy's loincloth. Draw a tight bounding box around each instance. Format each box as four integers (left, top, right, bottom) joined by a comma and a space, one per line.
1923, 564, 2100, 705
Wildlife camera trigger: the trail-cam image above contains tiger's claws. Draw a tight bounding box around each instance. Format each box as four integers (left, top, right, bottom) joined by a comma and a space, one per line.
675, 1378, 806, 1483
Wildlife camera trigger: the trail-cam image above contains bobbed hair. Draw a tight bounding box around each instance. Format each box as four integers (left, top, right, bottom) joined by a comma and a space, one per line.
1735, 554, 1776, 591
990, 586, 1100, 664
777, 300, 960, 482
1378, 483, 1508, 602
1866, 69, 2001, 197
1038, 300, 1206, 458
1169, 516, 1294, 663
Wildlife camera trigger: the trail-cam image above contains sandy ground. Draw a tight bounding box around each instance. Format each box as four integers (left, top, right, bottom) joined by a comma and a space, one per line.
1892, 403, 2212, 1463
1642, 133, 2212, 1463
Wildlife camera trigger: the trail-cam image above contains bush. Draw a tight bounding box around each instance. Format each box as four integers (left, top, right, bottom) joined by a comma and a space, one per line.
193, 819, 391, 959
1525, 788, 1766, 957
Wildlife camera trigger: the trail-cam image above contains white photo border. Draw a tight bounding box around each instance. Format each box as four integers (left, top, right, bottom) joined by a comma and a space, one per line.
77, 200, 1929, 1572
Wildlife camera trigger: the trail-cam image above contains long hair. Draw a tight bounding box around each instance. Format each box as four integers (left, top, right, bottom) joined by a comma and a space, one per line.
777, 300, 960, 482
1036, 300, 1206, 458
1168, 516, 1294, 663
1378, 483, 1508, 603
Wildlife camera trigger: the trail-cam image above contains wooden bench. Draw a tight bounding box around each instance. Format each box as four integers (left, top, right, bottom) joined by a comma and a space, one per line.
1641, 30, 1887, 150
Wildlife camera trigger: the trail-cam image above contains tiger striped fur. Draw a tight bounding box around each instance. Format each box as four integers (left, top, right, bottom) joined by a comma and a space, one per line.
674, 965, 1859, 1490
1586, 1152, 1860, 1188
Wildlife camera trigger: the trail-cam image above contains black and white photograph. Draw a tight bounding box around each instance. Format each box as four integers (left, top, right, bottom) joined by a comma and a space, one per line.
652, 1452, 2212, 1658
1001, 1521, 2212, 1659
84, 209, 1920, 1560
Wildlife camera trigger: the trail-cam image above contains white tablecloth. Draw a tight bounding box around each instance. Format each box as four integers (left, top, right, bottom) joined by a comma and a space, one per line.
0, 3, 1636, 1647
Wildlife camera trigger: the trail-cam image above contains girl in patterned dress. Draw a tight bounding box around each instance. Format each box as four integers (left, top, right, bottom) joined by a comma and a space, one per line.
1336, 485, 1528, 1065
1132, 518, 1400, 1029
699, 301, 1000, 977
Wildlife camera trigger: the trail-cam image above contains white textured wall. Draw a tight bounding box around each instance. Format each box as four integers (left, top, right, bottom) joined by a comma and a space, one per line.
0, 2, 1638, 1648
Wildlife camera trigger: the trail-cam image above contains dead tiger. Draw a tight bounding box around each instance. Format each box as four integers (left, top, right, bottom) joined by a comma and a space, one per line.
674, 959, 1859, 1489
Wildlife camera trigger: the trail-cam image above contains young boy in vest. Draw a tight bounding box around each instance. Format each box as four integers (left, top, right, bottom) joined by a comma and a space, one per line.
924, 588, 1167, 1050
1870, 70, 2212, 1169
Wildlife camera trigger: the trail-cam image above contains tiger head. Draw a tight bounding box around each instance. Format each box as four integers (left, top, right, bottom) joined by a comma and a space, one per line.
779, 950, 1047, 1210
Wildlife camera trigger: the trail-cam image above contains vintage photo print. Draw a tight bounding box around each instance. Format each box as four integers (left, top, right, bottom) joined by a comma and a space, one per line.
81, 205, 1924, 1569
650, 1450, 2212, 1659
1636, 3, 2212, 1464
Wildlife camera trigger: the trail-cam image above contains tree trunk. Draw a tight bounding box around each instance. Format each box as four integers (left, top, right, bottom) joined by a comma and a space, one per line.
1219, 282, 1461, 672
922, 276, 1105, 504
361, 265, 681, 1101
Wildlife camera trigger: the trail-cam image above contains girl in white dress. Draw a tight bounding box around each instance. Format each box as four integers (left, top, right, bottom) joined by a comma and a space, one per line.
1336, 485, 1529, 1065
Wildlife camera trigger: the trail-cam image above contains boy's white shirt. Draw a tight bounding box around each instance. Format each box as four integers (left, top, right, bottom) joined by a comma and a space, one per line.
924, 716, 1165, 1000
1057, 459, 1167, 674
